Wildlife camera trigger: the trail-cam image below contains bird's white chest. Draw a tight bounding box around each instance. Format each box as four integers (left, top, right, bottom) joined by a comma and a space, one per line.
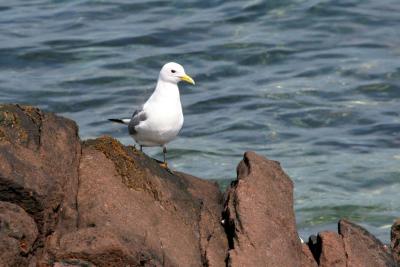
146, 102, 183, 131
135, 97, 183, 146
133, 82, 185, 146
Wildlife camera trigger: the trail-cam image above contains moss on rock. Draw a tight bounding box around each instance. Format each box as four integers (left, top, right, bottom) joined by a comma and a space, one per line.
83, 136, 164, 201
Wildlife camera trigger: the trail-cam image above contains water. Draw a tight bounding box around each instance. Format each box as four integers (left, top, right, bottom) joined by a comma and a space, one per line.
0, 0, 399, 243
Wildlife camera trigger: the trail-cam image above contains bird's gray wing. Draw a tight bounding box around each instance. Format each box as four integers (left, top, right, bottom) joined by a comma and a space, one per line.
128, 106, 147, 135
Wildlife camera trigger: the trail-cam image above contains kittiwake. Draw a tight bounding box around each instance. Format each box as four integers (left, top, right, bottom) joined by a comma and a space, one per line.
109, 62, 195, 168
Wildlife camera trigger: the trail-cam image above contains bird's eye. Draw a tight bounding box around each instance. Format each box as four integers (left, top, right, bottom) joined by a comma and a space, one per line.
171, 70, 176, 73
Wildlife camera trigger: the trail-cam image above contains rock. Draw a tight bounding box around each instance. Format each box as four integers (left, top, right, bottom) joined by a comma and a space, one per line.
318, 231, 346, 267
304, 221, 399, 267
391, 219, 400, 264
339, 219, 397, 267
51, 137, 227, 267
0, 105, 227, 266
223, 151, 302, 266
0, 104, 81, 265
174, 171, 228, 267
0, 201, 38, 266
307, 234, 319, 261
0, 104, 398, 266
301, 243, 318, 267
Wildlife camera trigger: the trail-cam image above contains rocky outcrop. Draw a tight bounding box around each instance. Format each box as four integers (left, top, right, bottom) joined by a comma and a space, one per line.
0, 104, 227, 266
317, 231, 346, 267
222, 152, 302, 266
221, 152, 399, 267
339, 219, 397, 267
0, 104, 399, 267
52, 137, 228, 267
0, 104, 80, 266
303, 220, 399, 267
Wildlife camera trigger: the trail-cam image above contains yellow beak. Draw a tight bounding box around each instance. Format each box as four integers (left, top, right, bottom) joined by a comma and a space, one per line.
180, 74, 195, 85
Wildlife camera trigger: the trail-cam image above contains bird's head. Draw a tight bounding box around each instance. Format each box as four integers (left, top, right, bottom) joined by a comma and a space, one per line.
159, 62, 195, 85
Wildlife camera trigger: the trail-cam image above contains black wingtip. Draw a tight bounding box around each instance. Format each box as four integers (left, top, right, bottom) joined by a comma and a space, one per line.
108, 118, 124, 124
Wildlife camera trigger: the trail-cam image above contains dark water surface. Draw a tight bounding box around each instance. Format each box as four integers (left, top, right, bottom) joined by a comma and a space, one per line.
1, 0, 399, 242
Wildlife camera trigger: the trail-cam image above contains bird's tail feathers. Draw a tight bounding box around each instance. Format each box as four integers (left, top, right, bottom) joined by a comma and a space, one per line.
108, 118, 131, 124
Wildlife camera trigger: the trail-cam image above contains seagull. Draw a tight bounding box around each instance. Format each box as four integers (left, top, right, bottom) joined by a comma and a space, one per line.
109, 62, 195, 168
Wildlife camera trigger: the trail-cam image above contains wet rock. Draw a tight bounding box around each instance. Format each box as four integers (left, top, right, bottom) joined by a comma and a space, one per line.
223, 152, 302, 266
392, 219, 400, 264
339, 219, 397, 267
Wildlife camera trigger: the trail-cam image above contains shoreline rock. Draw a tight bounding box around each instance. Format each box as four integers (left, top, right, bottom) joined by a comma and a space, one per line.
222, 152, 302, 266
0, 104, 398, 266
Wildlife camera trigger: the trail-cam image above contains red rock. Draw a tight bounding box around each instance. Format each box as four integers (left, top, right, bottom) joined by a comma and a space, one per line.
50, 137, 227, 266
391, 219, 400, 264
318, 231, 346, 267
175, 172, 228, 267
0, 104, 81, 266
0, 105, 227, 266
1, 105, 398, 267
301, 243, 318, 267
339, 219, 397, 267
223, 152, 302, 266
0, 201, 38, 266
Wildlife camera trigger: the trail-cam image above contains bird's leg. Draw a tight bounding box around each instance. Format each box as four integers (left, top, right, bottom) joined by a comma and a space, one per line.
159, 146, 168, 169
140, 145, 143, 152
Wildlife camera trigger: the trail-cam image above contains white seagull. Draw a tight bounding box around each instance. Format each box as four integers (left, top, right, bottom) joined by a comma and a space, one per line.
109, 62, 195, 168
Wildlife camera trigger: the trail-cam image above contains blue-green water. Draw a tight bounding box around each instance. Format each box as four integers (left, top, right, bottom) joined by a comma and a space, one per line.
1, 0, 399, 243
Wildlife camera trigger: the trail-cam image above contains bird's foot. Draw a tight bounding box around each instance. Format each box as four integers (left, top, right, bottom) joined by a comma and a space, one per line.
159, 162, 168, 169
158, 162, 173, 173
